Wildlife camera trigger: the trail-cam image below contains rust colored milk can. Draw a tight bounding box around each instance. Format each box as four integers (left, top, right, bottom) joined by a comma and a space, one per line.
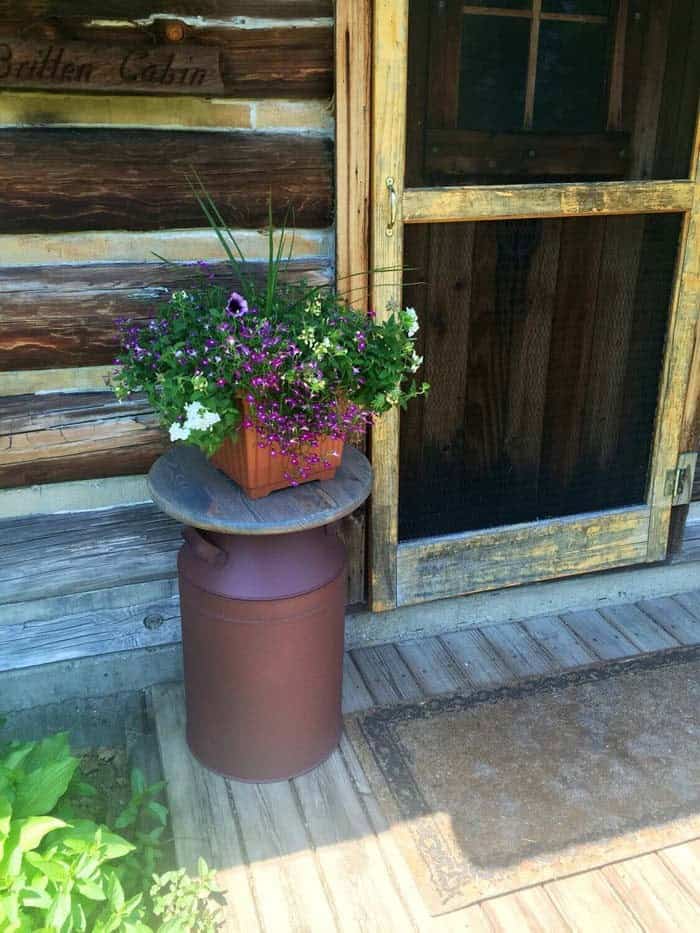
177, 524, 347, 782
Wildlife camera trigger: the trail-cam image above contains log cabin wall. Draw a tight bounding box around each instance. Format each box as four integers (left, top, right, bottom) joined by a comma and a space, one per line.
0, 2, 371, 672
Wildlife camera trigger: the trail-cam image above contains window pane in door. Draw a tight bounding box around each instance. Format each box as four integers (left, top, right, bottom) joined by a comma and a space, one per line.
458, 15, 530, 133
543, 1, 612, 14
466, 0, 531, 8
533, 21, 611, 132
407, 0, 699, 184
399, 214, 682, 542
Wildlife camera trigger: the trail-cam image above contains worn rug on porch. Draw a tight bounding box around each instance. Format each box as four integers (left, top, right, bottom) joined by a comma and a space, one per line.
345, 646, 700, 916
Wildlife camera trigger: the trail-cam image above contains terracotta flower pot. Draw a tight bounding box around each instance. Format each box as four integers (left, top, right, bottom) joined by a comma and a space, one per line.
209, 401, 344, 499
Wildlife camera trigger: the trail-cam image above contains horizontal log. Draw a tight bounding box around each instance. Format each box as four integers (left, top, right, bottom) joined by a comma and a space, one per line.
0, 390, 167, 488
6, 2, 332, 17
0, 129, 333, 233
1, 20, 333, 99
0, 594, 181, 671
0, 503, 180, 607
0, 474, 150, 519
1, 92, 332, 134
403, 181, 695, 224
425, 130, 630, 178
0, 258, 332, 370
0, 228, 333, 266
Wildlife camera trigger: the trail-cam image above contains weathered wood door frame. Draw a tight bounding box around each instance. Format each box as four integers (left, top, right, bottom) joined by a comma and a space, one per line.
368, 0, 700, 611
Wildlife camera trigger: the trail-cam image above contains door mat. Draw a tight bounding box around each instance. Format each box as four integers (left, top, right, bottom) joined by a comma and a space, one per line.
346, 646, 700, 916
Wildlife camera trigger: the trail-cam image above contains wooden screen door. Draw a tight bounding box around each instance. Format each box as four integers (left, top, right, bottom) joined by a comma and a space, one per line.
368, 0, 700, 611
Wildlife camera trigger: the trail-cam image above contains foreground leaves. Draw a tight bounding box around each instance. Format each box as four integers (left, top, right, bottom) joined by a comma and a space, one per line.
0, 729, 223, 931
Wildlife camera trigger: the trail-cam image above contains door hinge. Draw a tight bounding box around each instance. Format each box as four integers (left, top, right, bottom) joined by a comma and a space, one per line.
665, 451, 698, 505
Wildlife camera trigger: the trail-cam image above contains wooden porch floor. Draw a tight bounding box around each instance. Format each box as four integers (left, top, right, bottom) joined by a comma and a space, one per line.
152, 590, 700, 932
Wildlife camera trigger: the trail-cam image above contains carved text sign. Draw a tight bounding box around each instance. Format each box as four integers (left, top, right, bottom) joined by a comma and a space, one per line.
0, 38, 224, 95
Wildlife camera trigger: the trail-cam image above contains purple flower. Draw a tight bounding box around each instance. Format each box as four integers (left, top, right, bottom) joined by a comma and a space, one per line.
226, 291, 249, 317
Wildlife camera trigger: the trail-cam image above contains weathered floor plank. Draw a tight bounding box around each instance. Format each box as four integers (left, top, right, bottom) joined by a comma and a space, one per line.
483, 885, 569, 932
479, 621, 558, 677
672, 590, 700, 620
519, 613, 597, 667
151, 685, 259, 933
560, 609, 639, 660
599, 602, 681, 652
341, 654, 375, 713
350, 643, 424, 705
395, 636, 466, 694
439, 628, 515, 688
228, 780, 337, 933
637, 596, 700, 645
545, 871, 640, 932
602, 853, 700, 931
293, 748, 417, 932
658, 839, 700, 905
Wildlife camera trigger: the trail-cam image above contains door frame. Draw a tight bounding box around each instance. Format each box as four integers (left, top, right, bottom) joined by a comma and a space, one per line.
367, 0, 700, 611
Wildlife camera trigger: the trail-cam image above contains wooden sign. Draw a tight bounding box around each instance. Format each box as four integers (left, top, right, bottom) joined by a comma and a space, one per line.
0, 37, 224, 95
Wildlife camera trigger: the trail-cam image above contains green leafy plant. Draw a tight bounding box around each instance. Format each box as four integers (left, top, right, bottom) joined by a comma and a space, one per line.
150, 860, 223, 933
112, 178, 428, 479
0, 731, 222, 932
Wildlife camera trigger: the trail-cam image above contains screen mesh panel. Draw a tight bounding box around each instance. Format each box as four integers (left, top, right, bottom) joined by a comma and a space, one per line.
399, 214, 682, 542
458, 15, 530, 133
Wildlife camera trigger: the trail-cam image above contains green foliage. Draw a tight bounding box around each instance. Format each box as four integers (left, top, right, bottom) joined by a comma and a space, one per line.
0, 733, 222, 932
150, 860, 223, 933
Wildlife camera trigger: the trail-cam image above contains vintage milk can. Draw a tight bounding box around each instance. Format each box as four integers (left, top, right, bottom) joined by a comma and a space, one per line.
177, 524, 347, 782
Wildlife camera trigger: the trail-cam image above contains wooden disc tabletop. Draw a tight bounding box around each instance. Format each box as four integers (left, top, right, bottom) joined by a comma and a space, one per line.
148, 443, 372, 535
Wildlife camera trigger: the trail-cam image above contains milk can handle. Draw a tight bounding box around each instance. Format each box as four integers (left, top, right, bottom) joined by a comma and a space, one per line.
181, 527, 227, 566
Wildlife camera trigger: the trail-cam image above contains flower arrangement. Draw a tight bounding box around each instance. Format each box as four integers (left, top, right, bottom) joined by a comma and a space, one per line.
113, 180, 427, 492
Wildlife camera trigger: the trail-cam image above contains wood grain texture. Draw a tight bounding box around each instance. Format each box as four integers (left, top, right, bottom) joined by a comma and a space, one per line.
3, 0, 333, 20
646, 113, 700, 560
335, 0, 371, 309
226, 779, 337, 933
0, 129, 333, 233
6, 2, 332, 17
425, 130, 630, 179
292, 749, 416, 931
0, 504, 180, 609
148, 442, 372, 535
560, 609, 639, 661
545, 871, 640, 932
0, 259, 331, 371
1, 93, 332, 133
629, 0, 673, 179
0, 390, 167, 488
0, 594, 181, 671
602, 853, 700, 931
368, 0, 409, 611
402, 180, 694, 223
0, 37, 225, 96
538, 217, 604, 504
0, 20, 333, 99
653, 0, 700, 181
151, 684, 261, 933
397, 507, 651, 605
335, 0, 371, 606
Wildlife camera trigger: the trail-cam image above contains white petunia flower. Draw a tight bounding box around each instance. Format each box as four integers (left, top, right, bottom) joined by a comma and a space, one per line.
410, 351, 424, 373
183, 401, 221, 432
169, 422, 191, 442
405, 307, 419, 337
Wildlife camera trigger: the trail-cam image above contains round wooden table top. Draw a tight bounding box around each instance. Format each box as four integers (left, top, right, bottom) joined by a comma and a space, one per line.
148, 443, 372, 535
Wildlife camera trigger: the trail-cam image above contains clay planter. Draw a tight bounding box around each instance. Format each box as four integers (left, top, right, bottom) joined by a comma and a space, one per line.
210, 401, 344, 498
